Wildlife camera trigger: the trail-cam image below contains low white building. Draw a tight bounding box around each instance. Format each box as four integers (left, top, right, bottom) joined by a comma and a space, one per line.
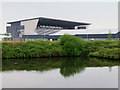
0, 35, 11, 41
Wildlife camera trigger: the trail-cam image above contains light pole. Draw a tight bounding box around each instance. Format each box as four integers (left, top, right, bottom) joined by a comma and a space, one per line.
43, 30, 45, 41
87, 33, 88, 40
12, 29, 14, 41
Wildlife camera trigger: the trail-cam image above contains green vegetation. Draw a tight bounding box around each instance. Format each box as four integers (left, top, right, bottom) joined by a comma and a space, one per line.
25, 36, 29, 39
86, 40, 120, 60
2, 34, 120, 60
0, 33, 9, 36
11, 36, 13, 41
2, 57, 120, 77
4, 37, 8, 41
60, 34, 85, 56
89, 48, 119, 60
107, 30, 112, 40
2, 39, 66, 59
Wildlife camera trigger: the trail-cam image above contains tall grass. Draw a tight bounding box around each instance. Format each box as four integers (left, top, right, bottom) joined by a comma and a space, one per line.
87, 40, 120, 60
2, 40, 66, 59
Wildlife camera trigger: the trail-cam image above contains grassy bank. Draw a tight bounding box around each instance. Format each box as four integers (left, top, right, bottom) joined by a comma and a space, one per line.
86, 40, 120, 60
2, 40, 66, 58
2, 35, 120, 60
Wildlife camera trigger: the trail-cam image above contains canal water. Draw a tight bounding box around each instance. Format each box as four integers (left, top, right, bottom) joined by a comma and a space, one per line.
2, 57, 119, 88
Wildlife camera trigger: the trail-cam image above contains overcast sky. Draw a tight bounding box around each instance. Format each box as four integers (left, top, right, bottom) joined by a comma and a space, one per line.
0, 2, 118, 34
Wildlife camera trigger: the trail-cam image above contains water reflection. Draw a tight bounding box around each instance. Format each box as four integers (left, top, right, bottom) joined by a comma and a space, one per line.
2, 57, 119, 77
60, 57, 85, 77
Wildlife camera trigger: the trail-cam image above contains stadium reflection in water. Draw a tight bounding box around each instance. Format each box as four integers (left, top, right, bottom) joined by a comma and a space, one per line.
2, 57, 118, 88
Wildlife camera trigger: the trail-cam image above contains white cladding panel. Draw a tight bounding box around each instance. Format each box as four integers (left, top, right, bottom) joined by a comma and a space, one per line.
21, 19, 39, 35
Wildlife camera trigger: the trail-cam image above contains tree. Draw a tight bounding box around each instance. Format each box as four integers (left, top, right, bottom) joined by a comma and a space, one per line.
107, 29, 112, 40
11, 36, 13, 41
4, 37, 7, 41
26, 36, 29, 39
60, 34, 85, 56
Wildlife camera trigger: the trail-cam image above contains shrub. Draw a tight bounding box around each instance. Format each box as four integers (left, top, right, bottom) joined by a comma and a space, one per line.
60, 34, 85, 56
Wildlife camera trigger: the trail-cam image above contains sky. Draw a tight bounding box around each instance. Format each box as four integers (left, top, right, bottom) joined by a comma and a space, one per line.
0, 1, 118, 34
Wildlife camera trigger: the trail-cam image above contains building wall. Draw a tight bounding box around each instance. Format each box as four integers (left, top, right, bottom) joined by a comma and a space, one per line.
22, 33, 118, 41
6, 25, 24, 38
75, 34, 117, 39
21, 19, 39, 35
7, 19, 39, 41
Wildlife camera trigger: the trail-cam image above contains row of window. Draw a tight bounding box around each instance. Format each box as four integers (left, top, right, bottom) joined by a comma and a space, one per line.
36, 25, 63, 30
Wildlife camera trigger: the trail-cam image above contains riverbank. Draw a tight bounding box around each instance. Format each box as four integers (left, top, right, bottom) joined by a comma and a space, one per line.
86, 40, 119, 60
2, 35, 120, 60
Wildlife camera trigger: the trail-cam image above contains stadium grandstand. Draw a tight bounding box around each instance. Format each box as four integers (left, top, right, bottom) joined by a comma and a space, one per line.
6, 17, 119, 41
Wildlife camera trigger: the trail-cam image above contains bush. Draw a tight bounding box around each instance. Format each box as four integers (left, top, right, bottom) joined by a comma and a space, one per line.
2, 40, 66, 59
60, 34, 85, 56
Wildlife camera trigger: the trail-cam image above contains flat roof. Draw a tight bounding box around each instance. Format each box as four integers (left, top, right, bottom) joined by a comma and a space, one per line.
7, 17, 91, 26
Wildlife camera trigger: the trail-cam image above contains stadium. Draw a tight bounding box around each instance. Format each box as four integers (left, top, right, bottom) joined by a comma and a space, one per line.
6, 17, 119, 41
